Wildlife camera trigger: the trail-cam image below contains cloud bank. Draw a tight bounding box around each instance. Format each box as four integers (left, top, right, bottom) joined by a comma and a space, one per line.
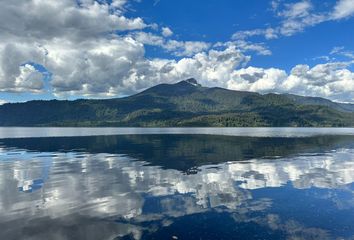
0, 0, 353, 102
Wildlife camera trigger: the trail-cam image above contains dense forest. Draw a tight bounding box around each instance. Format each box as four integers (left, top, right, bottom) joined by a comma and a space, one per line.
0, 78, 353, 127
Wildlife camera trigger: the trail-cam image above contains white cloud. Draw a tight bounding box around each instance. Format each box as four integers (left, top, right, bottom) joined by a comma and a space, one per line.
232, 1, 327, 39
123, 46, 250, 92
0, 0, 211, 97
277, 0, 327, 36
232, 29, 266, 40
131, 32, 210, 57
330, 46, 354, 59
235, 0, 354, 40
279, 13, 326, 36
270, 0, 281, 12
125, 44, 354, 103
227, 62, 354, 103
49, 37, 145, 96
228, 67, 287, 93
331, 46, 345, 55
0, 0, 146, 42
232, 28, 278, 40
0, 0, 353, 103
164, 40, 211, 57
0, 0, 148, 95
279, 0, 313, 19
264, 28, 279, 39
14, 64, 45, 92
132, 32, 165, 46
215, 41, 272, 56
332, 0, 354, 19
0, 100, 7, 105
111, 0, 128, 9
282, 62, 354, 101
0, 43, 47, 92
277, 0, 354, 34
232, 40, 272, 56
161, 27, 173, 37
312, 55, 331, 62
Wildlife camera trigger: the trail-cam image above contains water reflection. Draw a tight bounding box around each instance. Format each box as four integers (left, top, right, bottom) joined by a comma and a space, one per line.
0, 134, 354, 239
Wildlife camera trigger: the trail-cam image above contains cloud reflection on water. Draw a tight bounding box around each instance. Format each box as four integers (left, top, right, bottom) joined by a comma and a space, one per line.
0, 134, 354, 239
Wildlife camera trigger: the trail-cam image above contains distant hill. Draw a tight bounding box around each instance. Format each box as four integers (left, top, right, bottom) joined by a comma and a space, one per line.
0, 78, 353, 127
284, 94, 354, 113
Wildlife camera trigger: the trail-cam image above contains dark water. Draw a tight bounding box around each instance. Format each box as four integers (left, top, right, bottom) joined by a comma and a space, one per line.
1, 130, 354, 239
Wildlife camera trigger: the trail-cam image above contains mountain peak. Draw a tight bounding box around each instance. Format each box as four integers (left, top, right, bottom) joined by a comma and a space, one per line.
183, 78, 201, 87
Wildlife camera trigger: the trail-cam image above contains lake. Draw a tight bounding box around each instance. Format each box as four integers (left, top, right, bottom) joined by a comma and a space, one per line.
0, 128, 354, 240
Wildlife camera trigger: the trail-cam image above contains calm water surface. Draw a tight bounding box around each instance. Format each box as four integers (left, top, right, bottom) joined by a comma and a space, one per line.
1, 128, 354, 239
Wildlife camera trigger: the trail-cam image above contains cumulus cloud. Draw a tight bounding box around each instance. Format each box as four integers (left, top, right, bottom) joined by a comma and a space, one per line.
0, 0, 148, 95
49, 37, 145, 96
14, 64, 45, 92
0, 0, 236, 97
122, 46, 250, 93
228, 67, 287, 93
0, 0, 146, 41
0, 43, 47, 92
0, 0, 353, 103
228, 62, 354, 102
161, 27, 173, 37
282, 62, 354, 101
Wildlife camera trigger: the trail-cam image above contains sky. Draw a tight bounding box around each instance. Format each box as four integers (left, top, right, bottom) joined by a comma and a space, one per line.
0, 0, 353, 104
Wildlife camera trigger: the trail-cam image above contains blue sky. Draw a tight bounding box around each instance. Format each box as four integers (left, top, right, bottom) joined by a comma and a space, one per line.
0, 0, 353, 103
130, 0, 354, 69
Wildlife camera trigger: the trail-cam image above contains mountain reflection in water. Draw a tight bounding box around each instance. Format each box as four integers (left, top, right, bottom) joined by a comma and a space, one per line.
0, 134, 354, 240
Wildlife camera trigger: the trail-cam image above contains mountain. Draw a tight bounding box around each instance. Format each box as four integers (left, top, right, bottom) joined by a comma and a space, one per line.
284, 94, 354, 113
0, 78, 354, 127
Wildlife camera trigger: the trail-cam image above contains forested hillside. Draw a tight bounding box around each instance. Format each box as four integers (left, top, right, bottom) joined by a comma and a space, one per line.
0, 79, 353, 127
